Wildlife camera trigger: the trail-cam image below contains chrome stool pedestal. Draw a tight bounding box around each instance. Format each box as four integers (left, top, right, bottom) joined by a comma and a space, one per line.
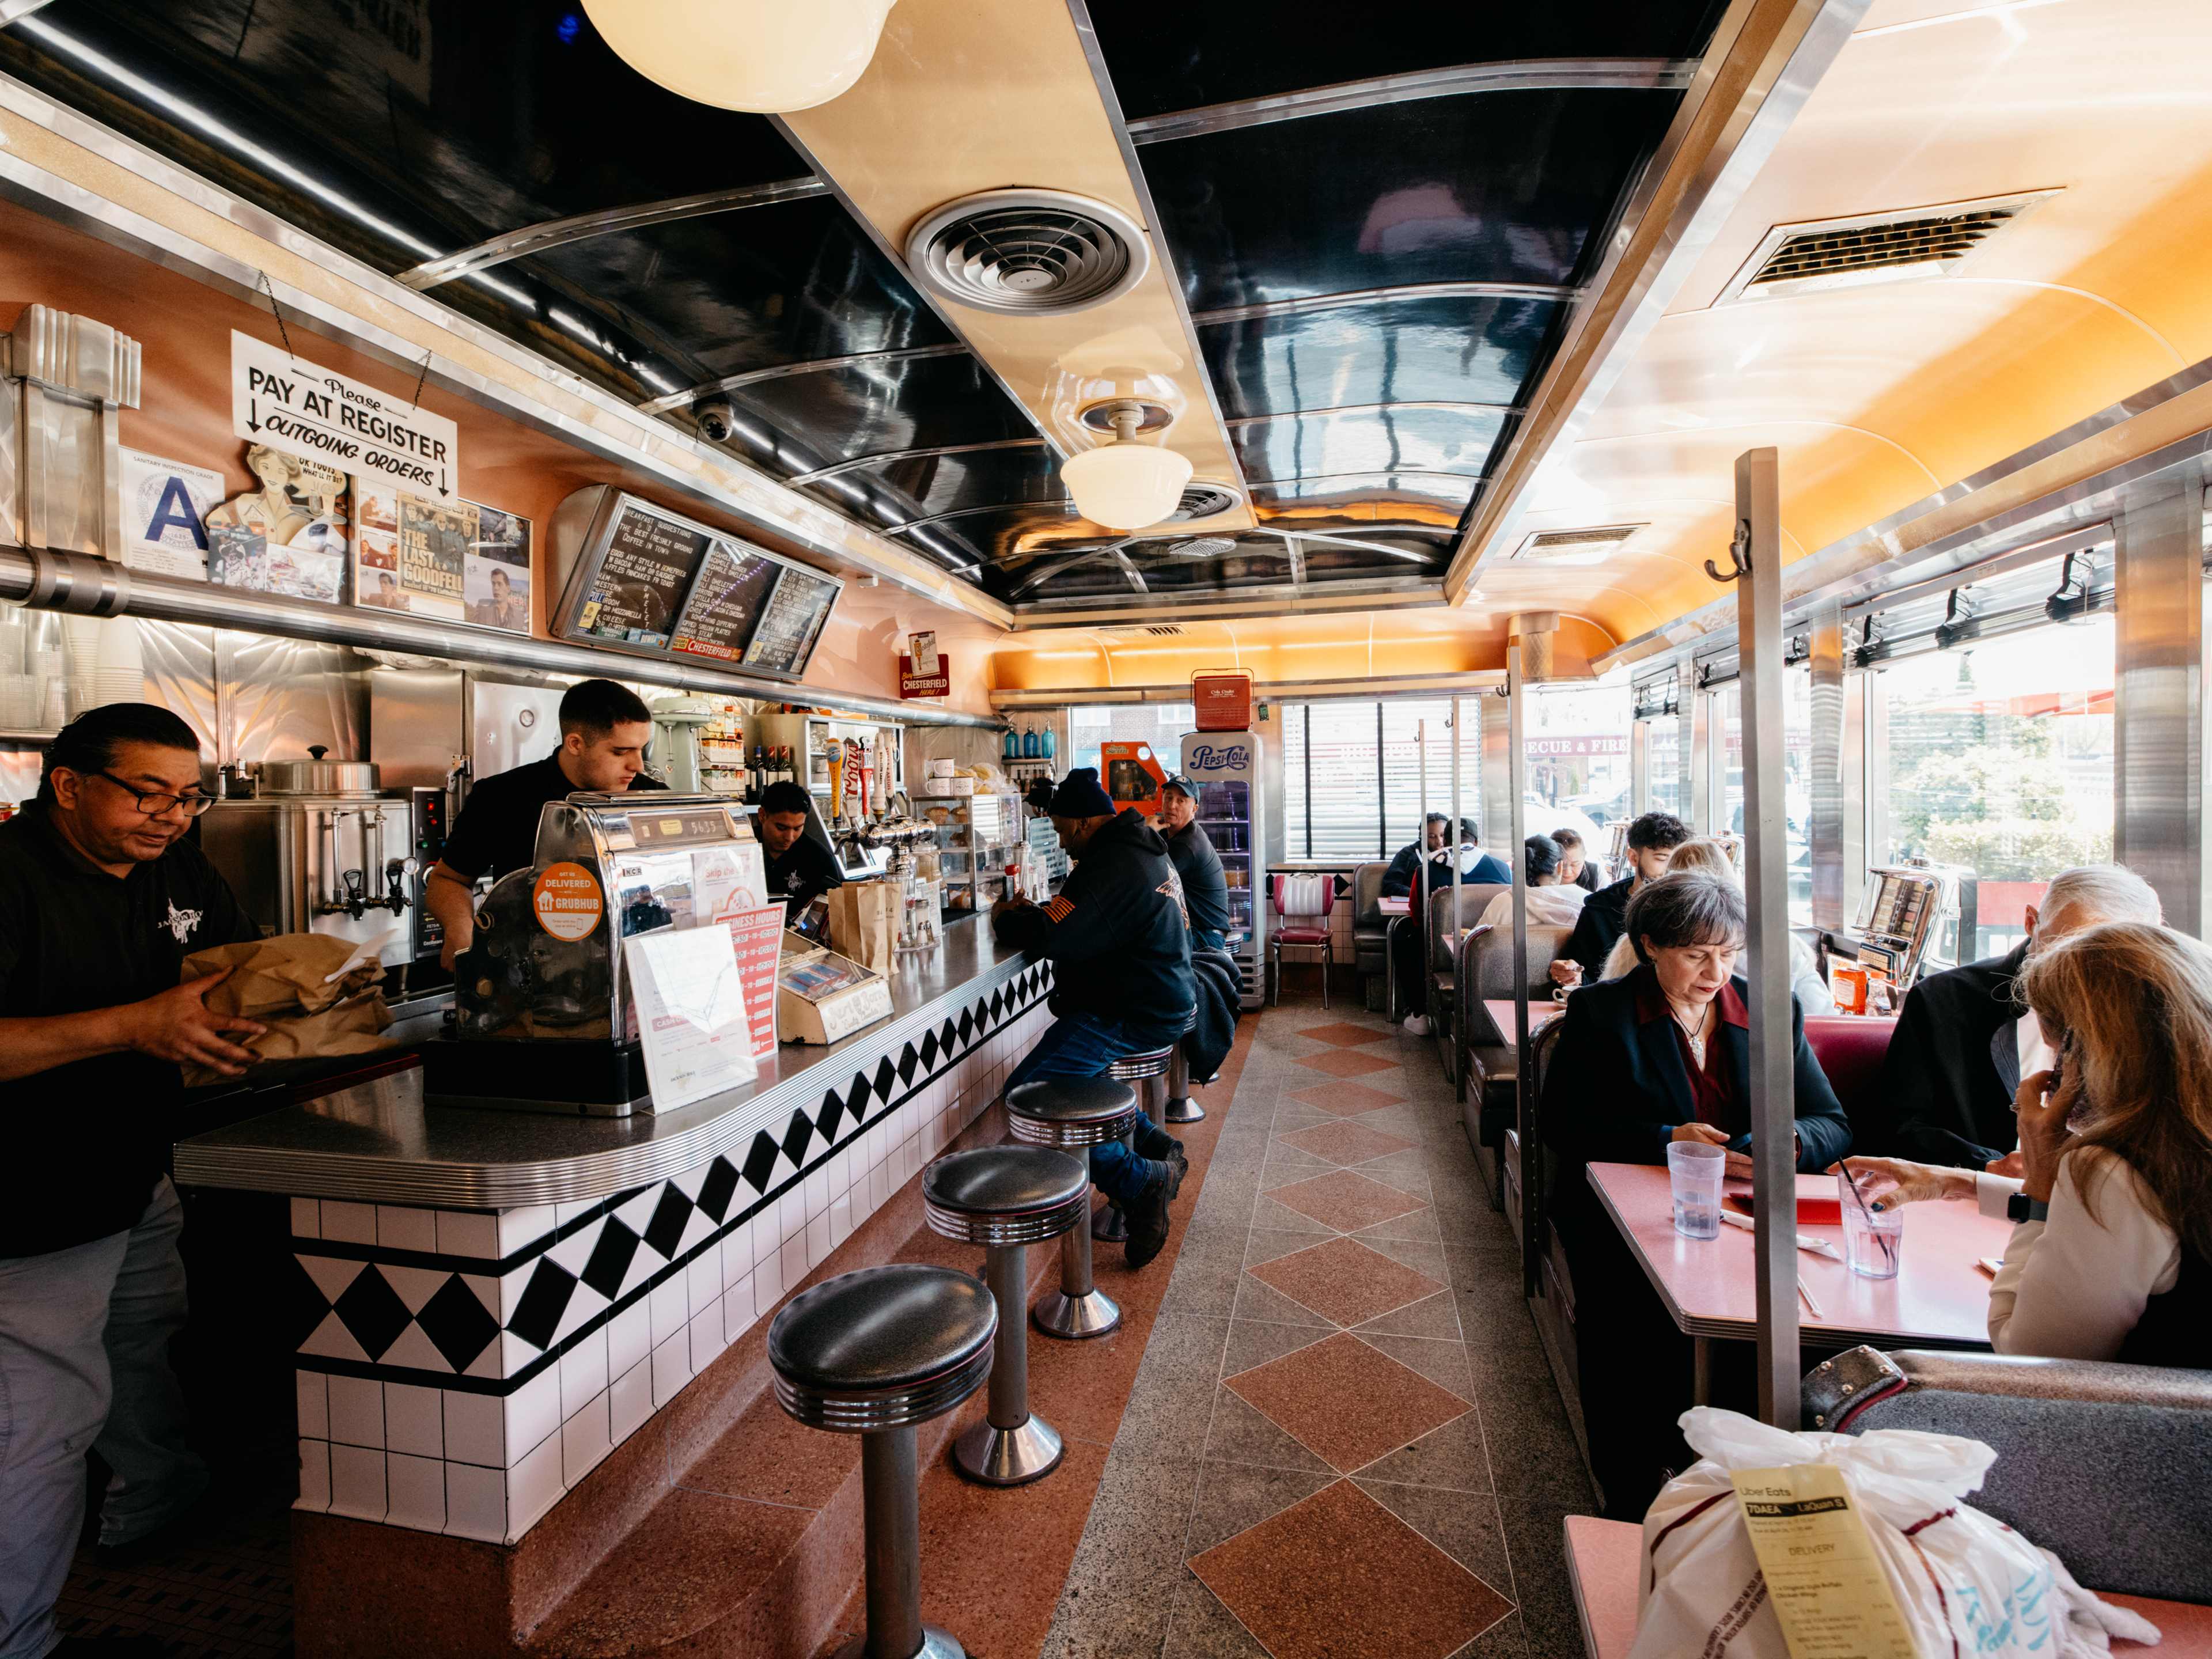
1006, 1077, 1139, 1339
1164, 1041, 1205, 1124
769, 1264, 996, 1659
1093, 1043, 1176, 1242
922, 1147, 1089, 1486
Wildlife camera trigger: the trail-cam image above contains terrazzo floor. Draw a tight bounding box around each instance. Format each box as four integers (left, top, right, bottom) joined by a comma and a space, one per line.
1040, 996, 1598, 1659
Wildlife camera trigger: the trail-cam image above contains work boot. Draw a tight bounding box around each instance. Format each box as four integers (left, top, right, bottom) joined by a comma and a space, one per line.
1124, 1152, 1186, 1270
1165, 1138, 1189, 1190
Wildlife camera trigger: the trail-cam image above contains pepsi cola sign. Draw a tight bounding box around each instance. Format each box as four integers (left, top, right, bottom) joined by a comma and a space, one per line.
1186, 742, 1250, 772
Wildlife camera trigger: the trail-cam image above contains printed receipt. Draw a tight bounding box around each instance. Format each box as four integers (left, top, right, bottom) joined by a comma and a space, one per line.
1729, 1465, 1918, 1659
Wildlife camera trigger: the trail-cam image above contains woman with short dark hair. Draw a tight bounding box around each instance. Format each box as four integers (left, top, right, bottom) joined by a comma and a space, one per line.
1539, 869, 1853, 1517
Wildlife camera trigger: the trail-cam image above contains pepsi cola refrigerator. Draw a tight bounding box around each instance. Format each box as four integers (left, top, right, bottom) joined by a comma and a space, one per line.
1180, 730, 1264, 1009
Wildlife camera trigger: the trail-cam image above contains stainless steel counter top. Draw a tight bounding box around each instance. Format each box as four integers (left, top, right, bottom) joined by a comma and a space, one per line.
172, 918, 1044, 1211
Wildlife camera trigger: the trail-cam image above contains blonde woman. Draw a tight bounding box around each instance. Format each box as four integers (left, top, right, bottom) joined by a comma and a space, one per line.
1594, 838, 1834, 1013
205, 444, 309, 546
1848, 922, 2211, 1366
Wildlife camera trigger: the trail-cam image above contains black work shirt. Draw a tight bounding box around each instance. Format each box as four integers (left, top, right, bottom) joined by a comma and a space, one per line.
0, 804, 260, 1257
764, 833, 845, 920
438, 751, 665, 885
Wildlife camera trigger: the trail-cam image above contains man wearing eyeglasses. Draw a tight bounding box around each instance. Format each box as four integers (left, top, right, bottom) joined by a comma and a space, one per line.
0, 702, 265, 1659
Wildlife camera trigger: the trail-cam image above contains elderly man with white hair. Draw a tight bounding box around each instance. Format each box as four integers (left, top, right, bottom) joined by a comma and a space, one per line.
1877, 864, 2162, 1169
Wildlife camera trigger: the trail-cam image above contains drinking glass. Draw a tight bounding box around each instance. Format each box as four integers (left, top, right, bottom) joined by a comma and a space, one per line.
1836, 1171, 1904, 1279
1666, 1142, 1726, 1240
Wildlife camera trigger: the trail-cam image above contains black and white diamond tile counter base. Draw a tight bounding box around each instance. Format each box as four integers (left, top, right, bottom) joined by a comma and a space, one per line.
266, 963, 1054, 1545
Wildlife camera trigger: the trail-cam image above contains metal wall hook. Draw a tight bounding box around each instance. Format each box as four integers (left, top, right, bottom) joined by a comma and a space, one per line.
1705, 520, 1753, 584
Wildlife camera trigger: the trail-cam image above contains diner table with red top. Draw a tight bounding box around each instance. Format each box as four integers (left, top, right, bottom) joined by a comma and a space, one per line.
1582, 1163, 2013, 1403
1484, 998, 1565, 1040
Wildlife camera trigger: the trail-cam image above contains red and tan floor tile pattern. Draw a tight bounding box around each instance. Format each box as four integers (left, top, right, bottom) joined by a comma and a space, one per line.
1043, 998, 1597, 1659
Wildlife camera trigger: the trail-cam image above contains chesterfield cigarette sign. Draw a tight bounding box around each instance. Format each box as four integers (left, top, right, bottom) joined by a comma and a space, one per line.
230, 332, 459, 504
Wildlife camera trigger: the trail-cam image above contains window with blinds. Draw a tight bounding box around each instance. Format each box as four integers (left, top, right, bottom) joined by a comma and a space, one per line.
1281, 698, 1484, 859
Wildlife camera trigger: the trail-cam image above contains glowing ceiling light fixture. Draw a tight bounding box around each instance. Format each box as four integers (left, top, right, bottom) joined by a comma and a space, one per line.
582, 0, 899, 113
1060, 399, 1192, 532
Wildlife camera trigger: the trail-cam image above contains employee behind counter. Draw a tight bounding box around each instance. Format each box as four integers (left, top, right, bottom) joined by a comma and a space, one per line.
425, 678, 665, 968
755, 779, 844, 921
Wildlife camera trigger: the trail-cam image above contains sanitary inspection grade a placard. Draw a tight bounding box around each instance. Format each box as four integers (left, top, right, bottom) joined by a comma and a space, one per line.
230, 331, 459, 505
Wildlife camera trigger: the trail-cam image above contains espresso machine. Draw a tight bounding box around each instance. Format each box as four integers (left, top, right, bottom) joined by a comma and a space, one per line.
425, 791, 765, 1115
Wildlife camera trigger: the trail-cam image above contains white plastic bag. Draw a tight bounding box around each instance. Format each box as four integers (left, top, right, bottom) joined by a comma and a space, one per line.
1628, 1407, 2161, 1659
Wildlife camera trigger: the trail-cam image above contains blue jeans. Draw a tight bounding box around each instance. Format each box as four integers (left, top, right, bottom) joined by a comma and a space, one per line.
1192, 927, 1225, 956
1007, 1010, 1180, 1205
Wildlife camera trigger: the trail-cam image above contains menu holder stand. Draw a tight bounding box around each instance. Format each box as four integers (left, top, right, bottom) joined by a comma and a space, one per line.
777, 935, 895, 1046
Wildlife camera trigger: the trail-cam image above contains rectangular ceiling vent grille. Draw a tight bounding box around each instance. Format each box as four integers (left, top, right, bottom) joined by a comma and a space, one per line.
1101, 624, 1186, 637
1719, 190, 2057, 304
1510, 524, 1644, 566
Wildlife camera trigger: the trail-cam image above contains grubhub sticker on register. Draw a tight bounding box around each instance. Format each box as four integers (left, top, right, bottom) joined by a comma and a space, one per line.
533, 862, 604, 942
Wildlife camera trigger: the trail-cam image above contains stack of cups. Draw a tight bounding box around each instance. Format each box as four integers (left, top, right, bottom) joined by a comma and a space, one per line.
63, 616, 101, 716
92, 618, 145, 711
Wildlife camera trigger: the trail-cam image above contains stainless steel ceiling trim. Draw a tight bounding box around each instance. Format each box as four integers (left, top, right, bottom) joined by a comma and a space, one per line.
1192, 281, 1578, 327
993, 667, 1506, 704
0, 0, 59, 25
1011, 543, 1131, 598
766, 116, 1069, 463
1277, 531, 1306, 586
1250, 467, 1487, 492
881, 500, 1087, 537
1444, 0, 1875, 598
1063, 0, 1258, 512
1589, 352, 2212, 673
0, 544, 1000, 727
1126, 58, 1700, 145
636, 342, 977, 416
0, 73, 1016, 624
395, 177, 832, 290
1224, 399, 1520, 427
1009, 578, 1449, 627
786, 438, 1047, 487
1108, 547, 1150, 593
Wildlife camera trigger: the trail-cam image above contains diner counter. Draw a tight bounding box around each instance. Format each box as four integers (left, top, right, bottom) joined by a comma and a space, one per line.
173, 916, 1049, 1211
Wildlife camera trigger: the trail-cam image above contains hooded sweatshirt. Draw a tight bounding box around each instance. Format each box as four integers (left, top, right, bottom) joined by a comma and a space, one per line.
1007, 808, 1195, 1044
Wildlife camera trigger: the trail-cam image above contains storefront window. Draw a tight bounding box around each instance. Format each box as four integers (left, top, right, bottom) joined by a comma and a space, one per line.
1875, 616, 2116, 958
1067, 702, 1196, 781
1707, 677, 1812, 923
1642, 715, 1681, 815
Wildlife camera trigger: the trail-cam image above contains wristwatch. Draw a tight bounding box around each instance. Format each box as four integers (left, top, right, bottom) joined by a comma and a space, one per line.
2005, 1192, 2050, 1223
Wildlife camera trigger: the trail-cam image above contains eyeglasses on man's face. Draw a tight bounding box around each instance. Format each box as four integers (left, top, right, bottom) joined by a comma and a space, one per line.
91, 769, 214, 818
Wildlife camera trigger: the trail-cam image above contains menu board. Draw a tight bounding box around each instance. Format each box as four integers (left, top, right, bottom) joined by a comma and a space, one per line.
573, 505, 709, 648
743, 566, 842, 675
671, 540, 783, 662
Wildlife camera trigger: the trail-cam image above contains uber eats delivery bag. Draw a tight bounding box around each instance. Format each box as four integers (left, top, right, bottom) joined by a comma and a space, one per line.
1630, 1407, 2159, 1659
179, 933, 396, 1086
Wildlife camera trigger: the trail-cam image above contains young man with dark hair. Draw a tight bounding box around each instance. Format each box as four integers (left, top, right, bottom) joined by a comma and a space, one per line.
425, 676, 665, 968
994, 768, 1195, 1268
756, 779, 844, 921
1553, 810, 1691, 988
0, 703, 267, 1659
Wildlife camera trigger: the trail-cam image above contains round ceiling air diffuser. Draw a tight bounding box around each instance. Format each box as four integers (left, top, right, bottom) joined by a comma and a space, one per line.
906, 190, 1150, 316
1165, 482, 1242, 522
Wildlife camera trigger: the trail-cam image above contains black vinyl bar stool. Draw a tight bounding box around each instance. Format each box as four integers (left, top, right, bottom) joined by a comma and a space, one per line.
921, 1146, 1089, 1485
1092, 1041, 1177, 1243
770, 1264, 997, 1659
1006, 1077, 1138, 1339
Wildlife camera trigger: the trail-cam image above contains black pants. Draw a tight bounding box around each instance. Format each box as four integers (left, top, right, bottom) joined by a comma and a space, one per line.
1554, 1184, 1697, 1521
1391, 918, 1428, 1020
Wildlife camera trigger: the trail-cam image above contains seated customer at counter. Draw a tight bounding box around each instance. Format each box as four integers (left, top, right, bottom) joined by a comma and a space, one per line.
755, 779, 845, 922
1157, 773, 1229, 953
0, 704, 267, 1659
1541, 870, 1852, 1516
426, 677, 665, 968
994, 768, 1195, 1268
1875, 862, 2161, 1169
1843, 921, 2210, 1369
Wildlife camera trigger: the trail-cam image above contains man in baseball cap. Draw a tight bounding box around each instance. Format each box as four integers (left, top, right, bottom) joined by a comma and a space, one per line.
1156, 775, 1229, 955
993, 768, 1194, 1267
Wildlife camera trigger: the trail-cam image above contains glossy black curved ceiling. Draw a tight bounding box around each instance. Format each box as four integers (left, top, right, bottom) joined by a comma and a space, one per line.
0, 0, 1724, 611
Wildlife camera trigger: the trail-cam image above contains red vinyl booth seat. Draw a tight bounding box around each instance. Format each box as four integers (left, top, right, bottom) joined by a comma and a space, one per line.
1804, 1016, 1896, 1129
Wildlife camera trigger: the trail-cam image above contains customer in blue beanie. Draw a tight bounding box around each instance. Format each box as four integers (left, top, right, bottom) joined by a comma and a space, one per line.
994, 767, 1196, 1268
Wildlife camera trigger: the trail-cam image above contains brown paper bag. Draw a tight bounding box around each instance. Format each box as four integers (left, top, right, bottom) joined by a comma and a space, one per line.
180, 933, 396, 1085
825, 881, 900, 976
181, 934, 383, 1016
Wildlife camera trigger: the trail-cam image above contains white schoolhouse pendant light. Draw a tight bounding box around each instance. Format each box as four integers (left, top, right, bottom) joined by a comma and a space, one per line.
583, 0, 899, 113
1060, 399, 1193, 532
